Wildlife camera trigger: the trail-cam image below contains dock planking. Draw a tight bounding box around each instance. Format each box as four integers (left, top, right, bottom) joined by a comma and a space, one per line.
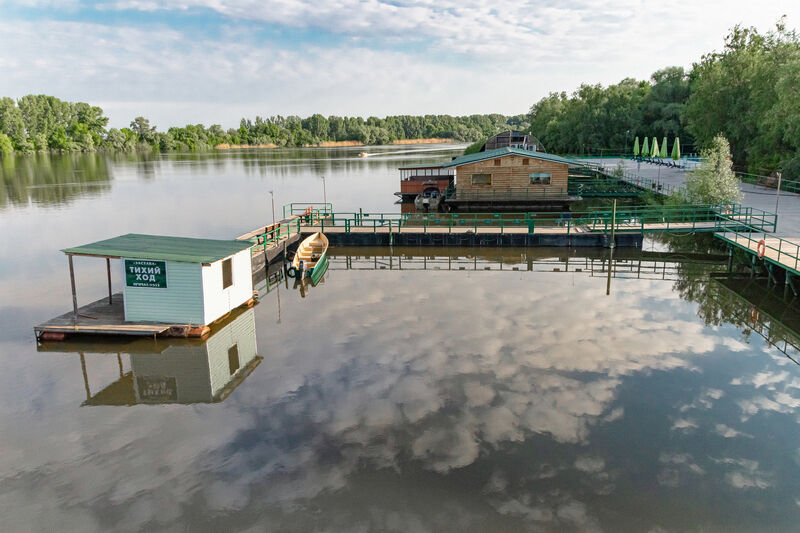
715, 232, 800, 275
34, 293, 211, 339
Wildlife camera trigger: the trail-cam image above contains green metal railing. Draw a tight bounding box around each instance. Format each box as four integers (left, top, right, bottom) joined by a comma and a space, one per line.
715, 230, 800, 275
295, 204, 776, 236
584, 204, 776, 233
444, 187, 569, 202
282, 202, 333, 218
735, 171, 800, 194
580, 162, 681, 196
567, 177, 641, 197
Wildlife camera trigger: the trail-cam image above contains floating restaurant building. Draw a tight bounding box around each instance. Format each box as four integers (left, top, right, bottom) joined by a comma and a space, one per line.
35, 233, 255, 339
396, 130, 576, 210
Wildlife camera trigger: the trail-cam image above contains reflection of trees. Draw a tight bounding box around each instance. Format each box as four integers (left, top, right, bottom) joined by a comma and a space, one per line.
650, 233, 748, 331
0, 152, 112, 208
655, 233, 800, 349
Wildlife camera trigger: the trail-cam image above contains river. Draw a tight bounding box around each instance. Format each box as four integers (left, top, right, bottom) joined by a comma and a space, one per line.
1, 146, 800, 532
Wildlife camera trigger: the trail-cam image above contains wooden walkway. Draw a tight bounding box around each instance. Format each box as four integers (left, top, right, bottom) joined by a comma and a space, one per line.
716, 232, 800, 275
34, 293, 210, 338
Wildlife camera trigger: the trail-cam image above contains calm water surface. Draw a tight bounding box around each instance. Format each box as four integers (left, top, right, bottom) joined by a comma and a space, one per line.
2, 148, 800, 532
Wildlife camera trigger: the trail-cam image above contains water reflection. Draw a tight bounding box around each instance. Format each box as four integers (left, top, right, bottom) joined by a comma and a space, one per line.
37, 307, 260, 406
4, 247, 800, 531
0, 144, 465, 211
0, 152, 112, 208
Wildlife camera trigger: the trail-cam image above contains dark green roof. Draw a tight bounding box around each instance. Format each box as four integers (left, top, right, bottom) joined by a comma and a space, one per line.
398, 164, 447, 170
62, 233, 252, 263
442, 147, 576, 168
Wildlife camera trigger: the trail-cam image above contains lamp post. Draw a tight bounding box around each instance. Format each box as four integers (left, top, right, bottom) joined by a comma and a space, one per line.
322, 175, 327, 212
625, 130, 630, 155
269, 190, 276, 227
775, 171, 783, 217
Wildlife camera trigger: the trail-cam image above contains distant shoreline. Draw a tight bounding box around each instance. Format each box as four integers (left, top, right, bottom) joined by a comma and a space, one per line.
214, 138, 456, 150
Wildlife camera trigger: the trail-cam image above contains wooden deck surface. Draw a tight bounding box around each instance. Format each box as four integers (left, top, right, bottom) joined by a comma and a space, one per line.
716, 232, 800, 274
35, 293, 175, 336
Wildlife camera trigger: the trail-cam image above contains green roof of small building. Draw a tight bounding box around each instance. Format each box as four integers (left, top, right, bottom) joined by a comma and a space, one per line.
62, 233, 253, 263
441, 147, 577, 168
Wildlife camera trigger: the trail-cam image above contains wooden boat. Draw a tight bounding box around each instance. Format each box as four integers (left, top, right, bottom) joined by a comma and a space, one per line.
289, 232, 329, 281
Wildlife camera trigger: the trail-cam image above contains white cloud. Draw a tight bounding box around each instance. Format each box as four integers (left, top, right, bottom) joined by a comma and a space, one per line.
1, 1, 799, 126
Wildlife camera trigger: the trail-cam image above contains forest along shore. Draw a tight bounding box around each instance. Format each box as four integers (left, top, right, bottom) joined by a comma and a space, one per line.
214, 138, 455, 150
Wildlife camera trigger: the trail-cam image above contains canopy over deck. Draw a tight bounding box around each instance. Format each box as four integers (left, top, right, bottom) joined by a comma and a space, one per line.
62, 233, 253, 263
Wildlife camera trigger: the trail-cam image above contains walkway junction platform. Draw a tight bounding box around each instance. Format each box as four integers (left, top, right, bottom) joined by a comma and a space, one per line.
241, 203, 776, 254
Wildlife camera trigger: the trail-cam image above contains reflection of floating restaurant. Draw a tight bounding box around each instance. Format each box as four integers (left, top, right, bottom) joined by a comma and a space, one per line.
38, 307, 261, 405
35, 234, 255, 340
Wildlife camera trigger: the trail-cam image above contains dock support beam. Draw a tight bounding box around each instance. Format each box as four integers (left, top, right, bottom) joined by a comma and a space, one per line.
68, 254, 78, 321
106, 258, 113, 304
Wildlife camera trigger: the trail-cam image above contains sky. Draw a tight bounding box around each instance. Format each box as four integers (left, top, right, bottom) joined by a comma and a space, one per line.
0, 0, 798, 129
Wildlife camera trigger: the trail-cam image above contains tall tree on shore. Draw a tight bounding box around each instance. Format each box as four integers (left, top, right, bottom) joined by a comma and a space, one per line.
130, 117, 155, 141
686, 134, 742, 204
685, 19, 800, 174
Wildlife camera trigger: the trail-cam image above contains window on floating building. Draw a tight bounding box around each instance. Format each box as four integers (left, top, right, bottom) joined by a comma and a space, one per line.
222, 258, 233, 289
494, 159, 501, 166
522, 158, 529, 165
530, 173, 551, 185
471, 173, 492, 185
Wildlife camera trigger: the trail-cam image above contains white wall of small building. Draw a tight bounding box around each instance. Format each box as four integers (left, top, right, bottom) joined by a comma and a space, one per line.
122, 259, 205, 324
201, 249, 253, 325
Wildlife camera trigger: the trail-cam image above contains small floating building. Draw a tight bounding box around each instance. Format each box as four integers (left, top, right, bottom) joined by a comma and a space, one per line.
38, 307, 262, 405
35, 233, 255, 339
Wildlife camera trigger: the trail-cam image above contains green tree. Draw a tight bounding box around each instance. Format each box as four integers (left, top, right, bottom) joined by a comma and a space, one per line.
0, 133, 12, 156
130, 116, 155, 141
686, 134, 742, 204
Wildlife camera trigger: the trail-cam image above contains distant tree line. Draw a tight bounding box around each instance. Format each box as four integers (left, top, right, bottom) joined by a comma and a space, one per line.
528, 20, 800, 178
0, 97, 526, 155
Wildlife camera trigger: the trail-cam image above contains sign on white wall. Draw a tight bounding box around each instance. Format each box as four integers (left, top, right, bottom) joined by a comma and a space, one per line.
125, 259, 168, 288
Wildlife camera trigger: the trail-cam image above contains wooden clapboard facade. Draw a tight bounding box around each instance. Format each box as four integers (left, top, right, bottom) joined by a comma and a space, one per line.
442, 147, 574, 202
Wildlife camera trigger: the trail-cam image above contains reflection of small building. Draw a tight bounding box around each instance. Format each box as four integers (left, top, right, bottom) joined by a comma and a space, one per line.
36, 234, 255, 339
395, 165, 454, 201
39, 307, 262, 406
442, 147, 576, 209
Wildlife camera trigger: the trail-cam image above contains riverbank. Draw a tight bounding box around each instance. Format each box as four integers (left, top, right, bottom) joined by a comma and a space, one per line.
214, 138, 456, 150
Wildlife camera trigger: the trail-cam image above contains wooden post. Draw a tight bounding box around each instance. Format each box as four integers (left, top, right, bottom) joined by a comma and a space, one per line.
106, 257, 113, 304
610, 199, 617, 249
68, 254, 78, 321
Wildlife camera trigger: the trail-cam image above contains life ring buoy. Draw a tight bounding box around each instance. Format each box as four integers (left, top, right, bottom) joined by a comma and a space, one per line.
756, 239, 766, 259
287, 266, 298, 278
